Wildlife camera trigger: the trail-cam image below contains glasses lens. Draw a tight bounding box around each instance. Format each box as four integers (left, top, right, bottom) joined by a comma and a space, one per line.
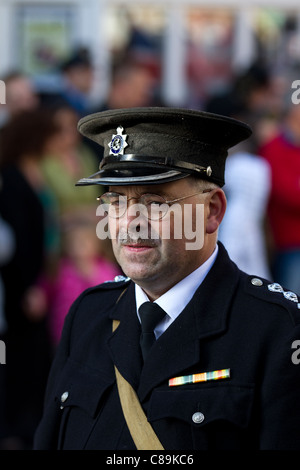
141, 194, 169, 220
99, 193, 170, 220
99, 193, 127, 218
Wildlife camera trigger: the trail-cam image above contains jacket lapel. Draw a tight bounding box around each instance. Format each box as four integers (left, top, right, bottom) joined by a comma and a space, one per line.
138, 243, 240, 402
137, 301, 200, 401
107, 282, 143, 390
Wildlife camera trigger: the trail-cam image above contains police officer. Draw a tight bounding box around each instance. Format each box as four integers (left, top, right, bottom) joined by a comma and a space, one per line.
34, 107, 300, 450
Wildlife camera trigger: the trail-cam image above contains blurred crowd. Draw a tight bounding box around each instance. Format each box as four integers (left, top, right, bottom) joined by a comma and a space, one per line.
0, 45, 300, 449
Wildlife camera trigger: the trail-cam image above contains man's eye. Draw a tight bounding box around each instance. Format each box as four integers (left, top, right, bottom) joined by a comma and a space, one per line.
149, 200, 162, 206
143, 195, 165, 206
110, 199, 121, 206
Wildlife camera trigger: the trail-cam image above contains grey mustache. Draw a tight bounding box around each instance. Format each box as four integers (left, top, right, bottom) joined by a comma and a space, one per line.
118, 233, 159, 246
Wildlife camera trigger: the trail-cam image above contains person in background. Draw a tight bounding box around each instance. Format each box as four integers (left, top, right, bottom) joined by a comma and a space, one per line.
258, 100, 300, 295
46, 219, 121, 347
87, 60, 161, 158
0, 71, 39, 129
0, 109, 57, 449
205, 61, 273, 118
59, 47, 94, 117
218, 151, 272, 280
0, 213, 15, 337
218, 113, 272, 280
98, 61, 158, 112
0, 210, 15, 447
41, 104, 101, 225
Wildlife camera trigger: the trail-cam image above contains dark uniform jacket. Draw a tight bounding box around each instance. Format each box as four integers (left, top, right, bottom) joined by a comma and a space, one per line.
34, 243, 300, 450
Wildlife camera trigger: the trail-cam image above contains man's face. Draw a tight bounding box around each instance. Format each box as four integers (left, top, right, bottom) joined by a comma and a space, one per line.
107, 177, 214, 299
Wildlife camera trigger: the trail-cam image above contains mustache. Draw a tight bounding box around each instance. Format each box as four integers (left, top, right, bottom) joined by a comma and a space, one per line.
118, 231, 160, 246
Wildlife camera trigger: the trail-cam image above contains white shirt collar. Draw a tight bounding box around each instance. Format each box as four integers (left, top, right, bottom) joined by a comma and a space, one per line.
135, 245, 218, 337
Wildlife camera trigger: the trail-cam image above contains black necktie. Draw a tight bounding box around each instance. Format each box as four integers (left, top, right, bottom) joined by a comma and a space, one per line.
139, 302, 166, 360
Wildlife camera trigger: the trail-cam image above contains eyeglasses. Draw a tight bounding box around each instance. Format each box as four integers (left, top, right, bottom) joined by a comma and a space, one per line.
97, 189, 212, 220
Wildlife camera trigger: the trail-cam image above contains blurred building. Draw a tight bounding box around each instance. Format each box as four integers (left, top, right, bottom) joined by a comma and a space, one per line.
1, 0, 300, 109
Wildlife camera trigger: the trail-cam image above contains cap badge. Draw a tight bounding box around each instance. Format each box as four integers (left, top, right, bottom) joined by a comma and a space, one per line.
108, 126, 128, 156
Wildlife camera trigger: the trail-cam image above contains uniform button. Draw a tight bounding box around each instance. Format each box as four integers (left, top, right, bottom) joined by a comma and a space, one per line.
61, 391, 69, 403
251, 277, 263, 286
192, 412, 205, 424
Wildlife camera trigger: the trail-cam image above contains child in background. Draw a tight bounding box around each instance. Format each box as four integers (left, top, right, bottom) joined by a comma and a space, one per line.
48, 220, 121, 346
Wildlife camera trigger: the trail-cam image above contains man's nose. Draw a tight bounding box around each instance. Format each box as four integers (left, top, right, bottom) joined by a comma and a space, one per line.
123, 202, 150, 238
125, 201, 148, 222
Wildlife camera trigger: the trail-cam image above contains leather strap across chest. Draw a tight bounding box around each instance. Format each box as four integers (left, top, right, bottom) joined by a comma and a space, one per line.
112, 289, 164, 450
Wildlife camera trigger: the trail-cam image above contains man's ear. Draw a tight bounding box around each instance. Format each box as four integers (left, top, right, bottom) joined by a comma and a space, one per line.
206, 189, 227, 234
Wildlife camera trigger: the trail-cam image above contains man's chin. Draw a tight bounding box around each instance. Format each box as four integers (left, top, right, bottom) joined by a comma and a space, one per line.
120, 262, 160, 285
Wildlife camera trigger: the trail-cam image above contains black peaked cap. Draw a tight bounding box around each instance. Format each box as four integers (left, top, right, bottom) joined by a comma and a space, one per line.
76, 107, 252, 187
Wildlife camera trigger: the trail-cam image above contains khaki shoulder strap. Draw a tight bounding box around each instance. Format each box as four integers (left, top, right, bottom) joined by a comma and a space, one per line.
113, 319, 164, 450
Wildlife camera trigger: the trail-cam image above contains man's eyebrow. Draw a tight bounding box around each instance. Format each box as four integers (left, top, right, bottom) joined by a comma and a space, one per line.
144, 188, 176, 197
110, 190, 171, 197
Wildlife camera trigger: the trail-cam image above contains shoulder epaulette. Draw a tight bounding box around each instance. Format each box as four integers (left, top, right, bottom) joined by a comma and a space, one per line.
245, 275, 300, 324
98, 275, 131, 289
75, 276, 131, 301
